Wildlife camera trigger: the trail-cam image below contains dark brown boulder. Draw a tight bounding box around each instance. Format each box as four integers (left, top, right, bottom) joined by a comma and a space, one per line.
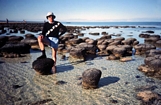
82, 68, 102, 89
32, 58, 54, 75
78, 43, 97, 55
69, 47, 86, 60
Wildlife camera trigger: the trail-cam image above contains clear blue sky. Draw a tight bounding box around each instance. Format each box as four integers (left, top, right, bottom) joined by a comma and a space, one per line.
0, 0, 161, 22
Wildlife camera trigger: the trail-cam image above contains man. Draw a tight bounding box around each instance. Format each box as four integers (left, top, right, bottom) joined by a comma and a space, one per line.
37, 12, 67, 73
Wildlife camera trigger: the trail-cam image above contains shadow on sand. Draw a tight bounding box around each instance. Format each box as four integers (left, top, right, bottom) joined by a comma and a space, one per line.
56, 64, 74, 73
99, 76, 120, 87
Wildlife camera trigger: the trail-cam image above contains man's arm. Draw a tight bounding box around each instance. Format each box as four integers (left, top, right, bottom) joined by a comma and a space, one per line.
42, 23, 47, 37
59, 23, 67, 36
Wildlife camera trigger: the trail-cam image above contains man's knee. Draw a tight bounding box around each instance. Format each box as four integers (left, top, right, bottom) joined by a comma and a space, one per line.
38, 36, 43, 42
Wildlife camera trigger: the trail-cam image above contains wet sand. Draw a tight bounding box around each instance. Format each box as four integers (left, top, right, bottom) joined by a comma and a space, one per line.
0, 46, 161, 105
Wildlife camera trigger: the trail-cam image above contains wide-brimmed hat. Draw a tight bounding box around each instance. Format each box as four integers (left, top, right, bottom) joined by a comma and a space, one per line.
46, 12, 56, 19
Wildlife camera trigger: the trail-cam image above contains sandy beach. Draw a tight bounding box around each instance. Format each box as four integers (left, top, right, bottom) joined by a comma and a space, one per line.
0, 22, 161, 105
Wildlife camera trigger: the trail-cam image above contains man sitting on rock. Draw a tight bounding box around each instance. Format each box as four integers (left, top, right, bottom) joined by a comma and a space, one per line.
37, 12, 67, 73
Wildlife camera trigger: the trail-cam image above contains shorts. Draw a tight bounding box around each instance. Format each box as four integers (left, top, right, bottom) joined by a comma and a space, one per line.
47, 37, 59, 49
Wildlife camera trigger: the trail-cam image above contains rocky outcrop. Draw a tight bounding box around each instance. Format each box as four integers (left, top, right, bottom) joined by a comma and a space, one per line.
137, 49, 161, 79
134, 44, 156, 55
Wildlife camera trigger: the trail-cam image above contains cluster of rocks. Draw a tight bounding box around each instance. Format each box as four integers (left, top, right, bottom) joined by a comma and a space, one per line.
0, 23, 43, 35
58, 33, 140, 62
138, 49, 161, 79
139, 33, 161, 47
0, 34, 38, 58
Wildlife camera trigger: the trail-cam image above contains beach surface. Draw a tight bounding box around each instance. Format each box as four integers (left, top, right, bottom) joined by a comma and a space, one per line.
0, 46, 161, 105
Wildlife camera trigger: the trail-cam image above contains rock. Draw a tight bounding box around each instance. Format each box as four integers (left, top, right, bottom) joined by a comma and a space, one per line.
82, 68, 102, 89
144, 30, 155, 33
144, 56, 161, 71
106, 55, 118, 60
106, 45, 117, 54
156, 40, 161, 47
20, 29, 25, 34
121, 38, 137, 46
108, 40, 121, 46
7, 35, 24, 44
101, 31, 107, 35
113, 47, 126, 58
77, 33, 84, 36
0, 36, 8, 48
114, 37, 125, 42
78, 43, 97, 55
32, 58, 54, 75
89, 32, 99, 35
134, 44, 156, 55
0, 43, 31, 57
139, 34, 150, 38
136, 91, 161, 104
85, 39, 97, 45
97, 44, 107, 51
145, 37, 160, 43
120, 57, 132, 62
149, 35, 160, 39
138, 50, 161, 79
146, 49, 161, 57
67, 38, 82, 45
59, 33, 75, 44
69, 47, 86, 60
99, 35, 111, 40
58, 44, 66, 53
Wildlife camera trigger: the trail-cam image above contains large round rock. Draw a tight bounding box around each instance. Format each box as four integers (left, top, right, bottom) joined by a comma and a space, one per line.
82, 68, 102, 89
32, 58, 54, 75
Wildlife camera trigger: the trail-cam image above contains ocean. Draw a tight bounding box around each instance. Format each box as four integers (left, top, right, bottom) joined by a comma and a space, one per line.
63, 21, 161, 27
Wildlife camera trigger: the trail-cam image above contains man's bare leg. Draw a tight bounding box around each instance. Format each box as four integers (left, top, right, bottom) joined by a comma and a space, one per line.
37, 35, 49, 59
51, 48, 58, 73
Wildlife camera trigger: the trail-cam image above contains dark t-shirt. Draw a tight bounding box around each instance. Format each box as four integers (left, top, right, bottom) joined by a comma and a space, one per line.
42, 21, 67, 38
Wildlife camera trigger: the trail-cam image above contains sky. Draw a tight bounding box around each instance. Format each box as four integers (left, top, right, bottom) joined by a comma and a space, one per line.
0, 0, 161, 22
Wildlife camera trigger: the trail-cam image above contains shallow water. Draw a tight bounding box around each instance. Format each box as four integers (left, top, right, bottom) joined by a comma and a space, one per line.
0, 25, 161, 104
0, 47, 161, 105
